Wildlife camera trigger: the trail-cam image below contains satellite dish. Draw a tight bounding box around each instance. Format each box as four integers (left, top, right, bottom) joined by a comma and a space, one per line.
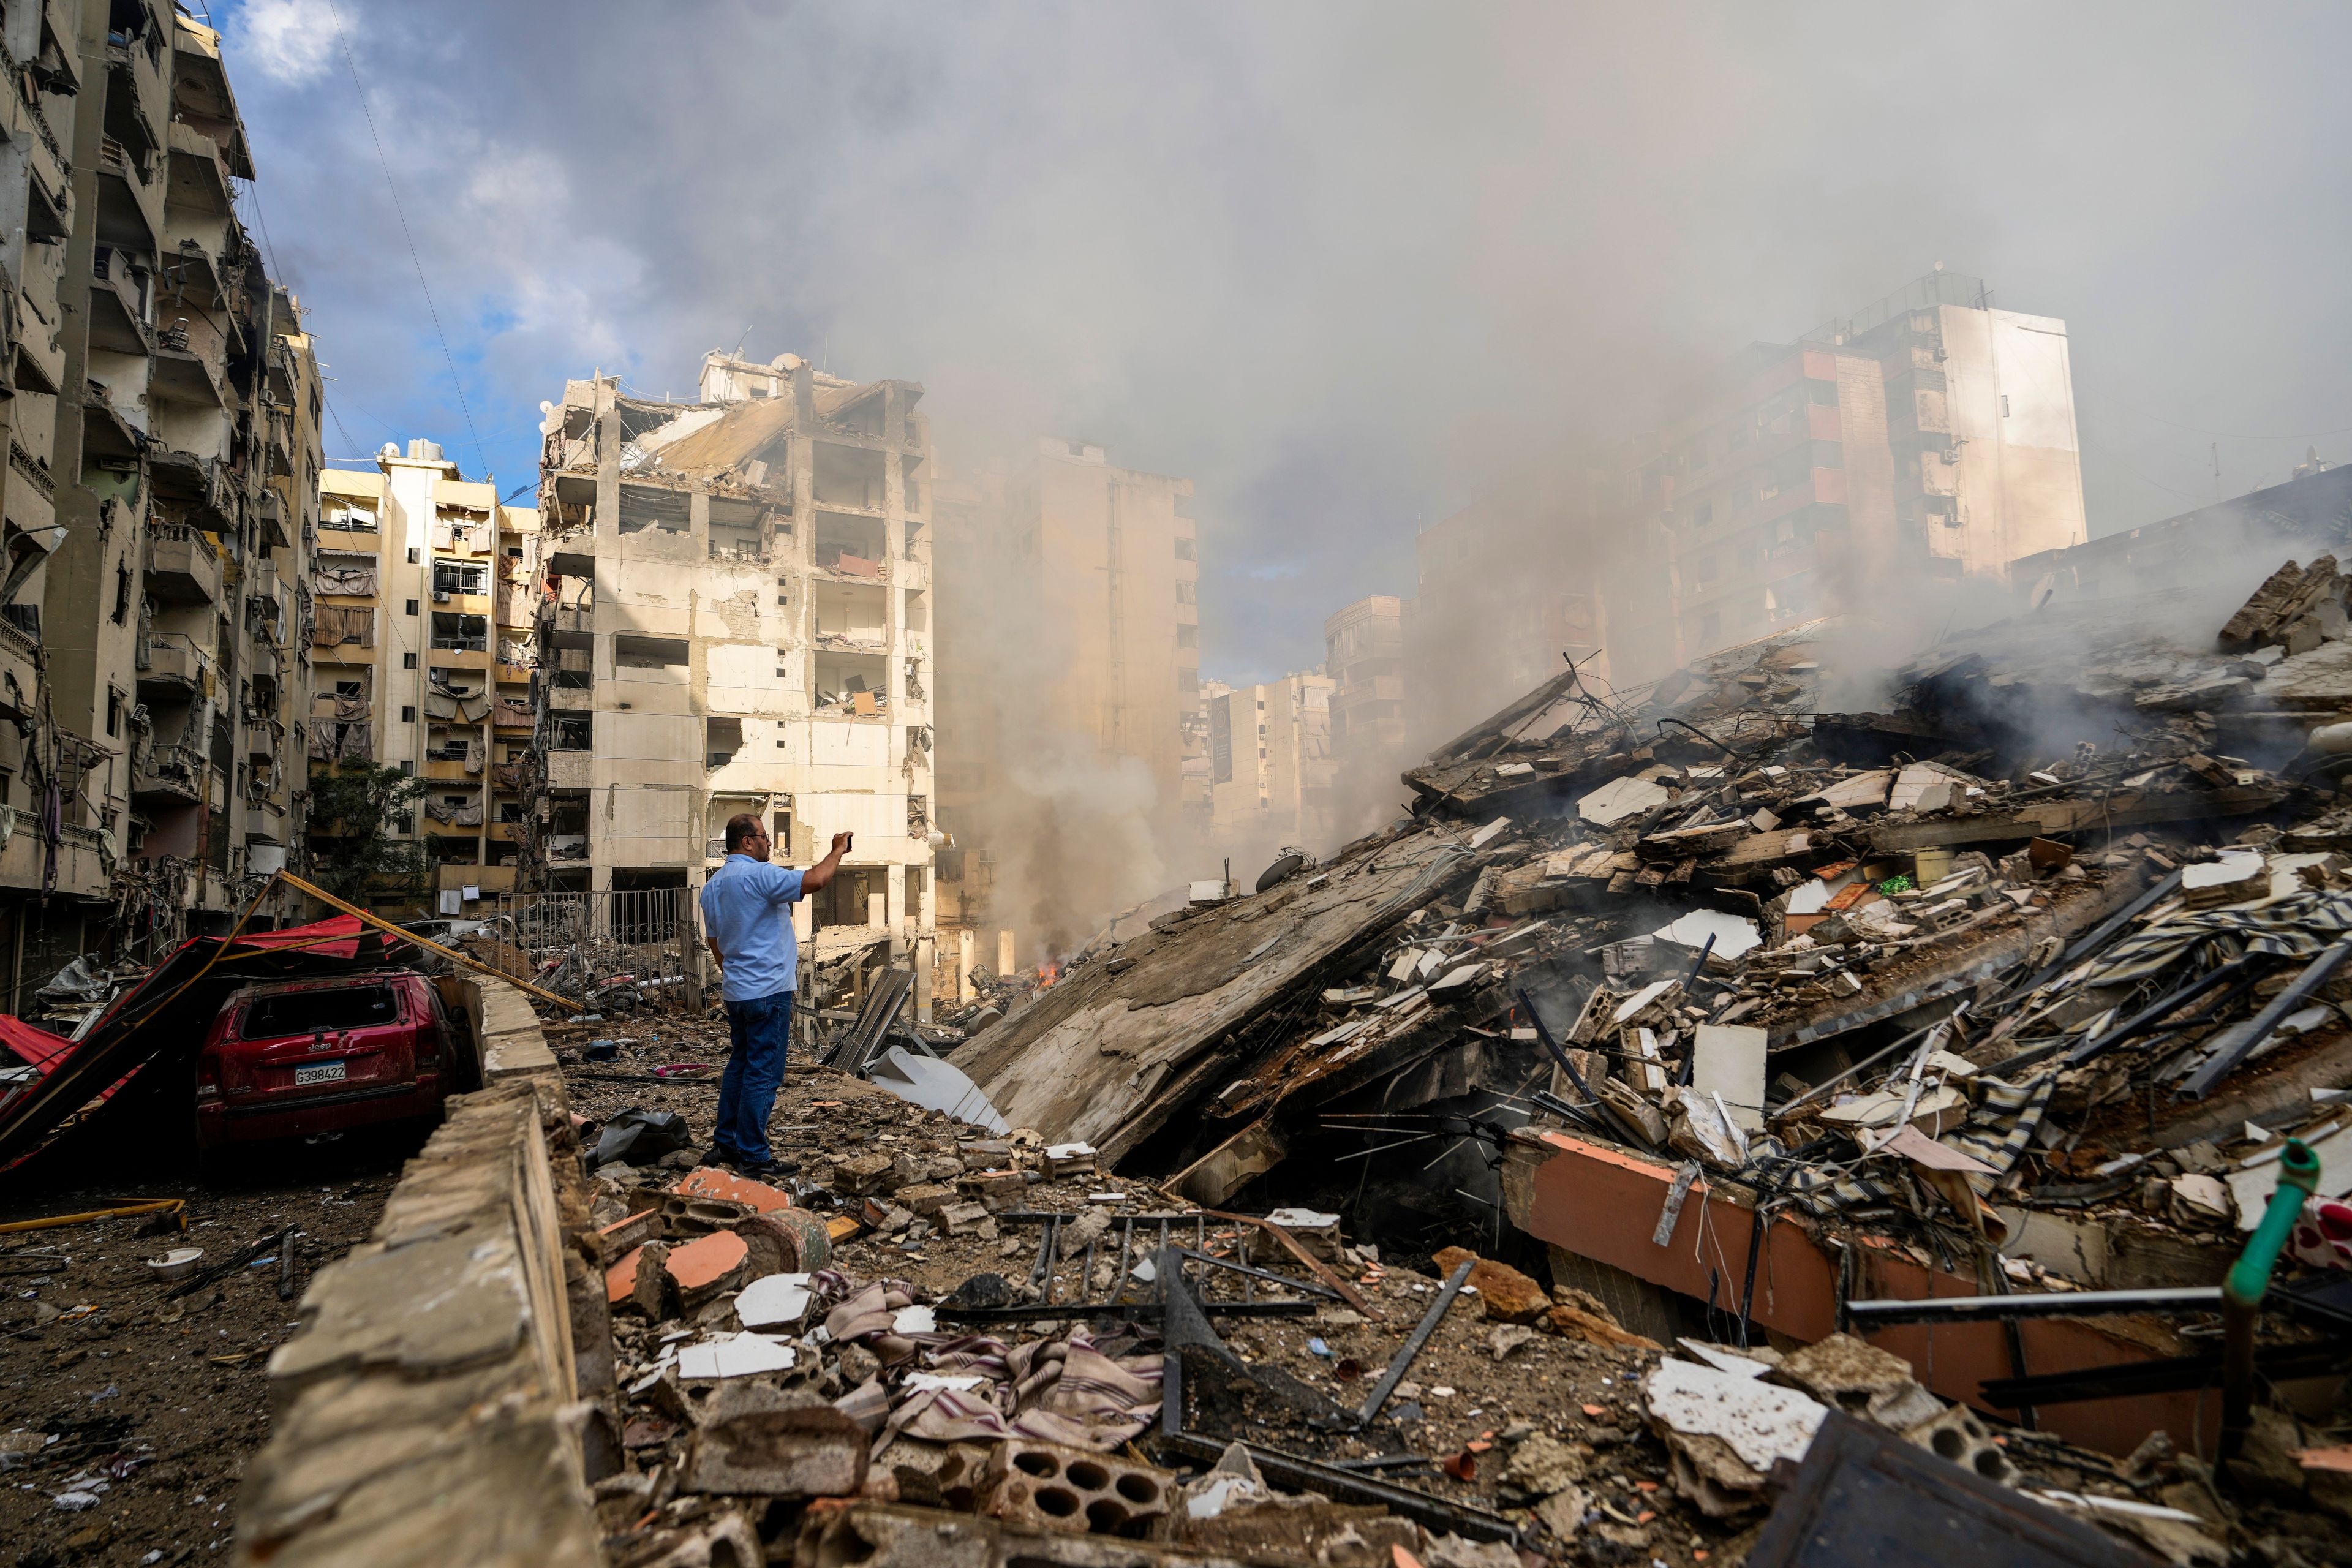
1255, 846, 1313, 893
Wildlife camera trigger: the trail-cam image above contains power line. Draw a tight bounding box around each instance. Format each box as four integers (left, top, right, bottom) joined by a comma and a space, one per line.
238, 151, 380, 469
322, 0, 488, 478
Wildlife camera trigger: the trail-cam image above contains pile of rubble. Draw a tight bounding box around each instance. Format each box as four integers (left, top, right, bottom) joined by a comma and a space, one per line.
949, 566, 2352, 1231
575, 1068, 1525, 1564
556, 1036, 2315, 1567
543, 562, 2352, 1562
895, 562, 2352, 1554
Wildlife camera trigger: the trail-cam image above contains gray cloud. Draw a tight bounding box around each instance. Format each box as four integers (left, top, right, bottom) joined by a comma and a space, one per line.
220, 0, 2352, 679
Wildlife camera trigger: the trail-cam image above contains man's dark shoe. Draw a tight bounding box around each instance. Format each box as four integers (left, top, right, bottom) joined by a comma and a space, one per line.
698, 1145, 739, 1169
737, 1158, 800, 1182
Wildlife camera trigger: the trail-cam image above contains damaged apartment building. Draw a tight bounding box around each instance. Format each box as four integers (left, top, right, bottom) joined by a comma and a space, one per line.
527, 351, 941, 1011
0, 3, 323, 1003
309, 442, 539, 907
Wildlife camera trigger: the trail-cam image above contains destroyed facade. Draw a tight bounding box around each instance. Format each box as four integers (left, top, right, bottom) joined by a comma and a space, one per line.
529, 352, 942, 1012
0, 2, 324, 999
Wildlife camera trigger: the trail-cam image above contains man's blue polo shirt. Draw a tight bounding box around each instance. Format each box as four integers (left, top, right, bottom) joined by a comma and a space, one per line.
699, 854, 805, 1003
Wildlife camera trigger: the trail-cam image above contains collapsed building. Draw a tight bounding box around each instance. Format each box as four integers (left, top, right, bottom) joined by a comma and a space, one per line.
947, 554, 2352, 1479
526, 352, 942, 1012
0, 2, 325, 1000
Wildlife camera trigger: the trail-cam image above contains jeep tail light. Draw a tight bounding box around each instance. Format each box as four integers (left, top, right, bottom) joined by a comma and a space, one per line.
194, 1049, 221, 1101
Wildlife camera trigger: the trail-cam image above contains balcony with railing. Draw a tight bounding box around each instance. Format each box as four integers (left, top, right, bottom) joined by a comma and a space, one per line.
137, 630, 212, 694
145, 523, 221, 605
96, 134, 163, 253
134, 737, 205, 802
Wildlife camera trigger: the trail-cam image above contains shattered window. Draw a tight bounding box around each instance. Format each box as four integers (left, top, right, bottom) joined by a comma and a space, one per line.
241, 986, 401, 1039
433, 560, 489, 595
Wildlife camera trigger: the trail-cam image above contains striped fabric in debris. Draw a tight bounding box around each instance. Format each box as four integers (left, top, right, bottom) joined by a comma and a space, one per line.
1784, 1070, 2055, 1218
2085, 889, 2352, 986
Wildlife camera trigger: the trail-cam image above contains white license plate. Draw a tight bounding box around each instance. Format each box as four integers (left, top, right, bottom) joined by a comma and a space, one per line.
293, 1061, 348, 1087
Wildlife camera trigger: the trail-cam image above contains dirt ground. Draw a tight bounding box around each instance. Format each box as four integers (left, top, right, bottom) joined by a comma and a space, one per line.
0, 1129, 409, 1568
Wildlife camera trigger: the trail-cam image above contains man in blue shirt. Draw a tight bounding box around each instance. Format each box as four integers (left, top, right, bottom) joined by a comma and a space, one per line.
698, 814, 852, 1178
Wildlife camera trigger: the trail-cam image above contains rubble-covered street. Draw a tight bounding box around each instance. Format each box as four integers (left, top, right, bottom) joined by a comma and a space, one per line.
4, 9, 2348, 1566
0, 1158, 399, 1568
508, 562, 2352, 1567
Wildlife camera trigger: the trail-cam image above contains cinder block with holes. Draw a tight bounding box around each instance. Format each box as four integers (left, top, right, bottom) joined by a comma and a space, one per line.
978, 1439, 1171, 1538
1904, 1403, 2018, 1487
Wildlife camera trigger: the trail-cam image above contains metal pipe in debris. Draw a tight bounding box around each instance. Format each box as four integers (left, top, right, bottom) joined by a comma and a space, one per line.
1354, 1259, 1474, 1429
1771, 1015, 1948, 1117
2222, 1138, 2321, 1459
2177, 937, 2352, 1101
1845, 1286, 2222, 1326
1517, 987, 1648, 1147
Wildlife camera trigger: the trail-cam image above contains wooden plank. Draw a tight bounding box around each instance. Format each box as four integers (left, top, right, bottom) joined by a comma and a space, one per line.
275, 870, 584, 1013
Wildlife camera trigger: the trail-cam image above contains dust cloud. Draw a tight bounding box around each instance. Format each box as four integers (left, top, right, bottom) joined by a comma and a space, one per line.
219, 2, 2352, 957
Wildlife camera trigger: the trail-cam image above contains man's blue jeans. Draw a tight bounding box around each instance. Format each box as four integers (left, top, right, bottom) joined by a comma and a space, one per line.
715, 989, 792, 1167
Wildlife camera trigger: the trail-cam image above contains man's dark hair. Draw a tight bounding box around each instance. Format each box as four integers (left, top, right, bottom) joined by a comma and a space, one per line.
725, 813, 764, 852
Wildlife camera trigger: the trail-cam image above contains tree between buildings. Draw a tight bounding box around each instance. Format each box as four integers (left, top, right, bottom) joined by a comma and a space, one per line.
308, 764, 429, 903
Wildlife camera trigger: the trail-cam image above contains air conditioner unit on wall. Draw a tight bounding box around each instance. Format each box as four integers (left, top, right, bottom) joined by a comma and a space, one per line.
432, 591, 450, 603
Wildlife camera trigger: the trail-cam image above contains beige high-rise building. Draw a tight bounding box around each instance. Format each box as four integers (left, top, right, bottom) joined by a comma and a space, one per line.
1046, 440, 1199, 788
0, 4, 322, 1001
932, 439, 1204, 971
1324, 596, 1407, 764
1205, 671, 1335, 859
1605, 270, 2090, 675
311, 445, 540, 910
531, 351, 940, 1012
1406, 470, 1608, 752
1322, 595, 1413, 839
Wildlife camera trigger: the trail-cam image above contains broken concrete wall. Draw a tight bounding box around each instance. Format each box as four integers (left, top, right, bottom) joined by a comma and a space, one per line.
234, 980, 604, 1567
956, 825, 1474, 1158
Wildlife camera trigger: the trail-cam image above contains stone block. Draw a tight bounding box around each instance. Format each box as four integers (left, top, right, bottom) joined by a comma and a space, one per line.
978, 1439, 1170, 1537
679, 1401, 869, 1499
957, 1170, 1030, 1211
940, 1202, 993, 1237
832, 1152, 895, 1195
894, 1182, 959, 1218
1431, 1246, 1550, 1324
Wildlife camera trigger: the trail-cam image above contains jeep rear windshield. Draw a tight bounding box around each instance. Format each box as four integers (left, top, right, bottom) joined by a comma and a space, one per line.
241, 986, 402, 1040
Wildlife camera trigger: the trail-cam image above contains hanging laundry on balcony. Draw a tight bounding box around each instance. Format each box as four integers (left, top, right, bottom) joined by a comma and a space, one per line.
311, 605, 374, 649
312, 554, 378, 596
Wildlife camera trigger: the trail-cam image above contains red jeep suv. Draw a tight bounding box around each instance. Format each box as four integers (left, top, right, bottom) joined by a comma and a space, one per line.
195, 970, 458, 1151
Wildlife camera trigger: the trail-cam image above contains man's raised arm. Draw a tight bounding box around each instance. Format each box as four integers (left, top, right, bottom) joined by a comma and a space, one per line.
799, 831, 854, 893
